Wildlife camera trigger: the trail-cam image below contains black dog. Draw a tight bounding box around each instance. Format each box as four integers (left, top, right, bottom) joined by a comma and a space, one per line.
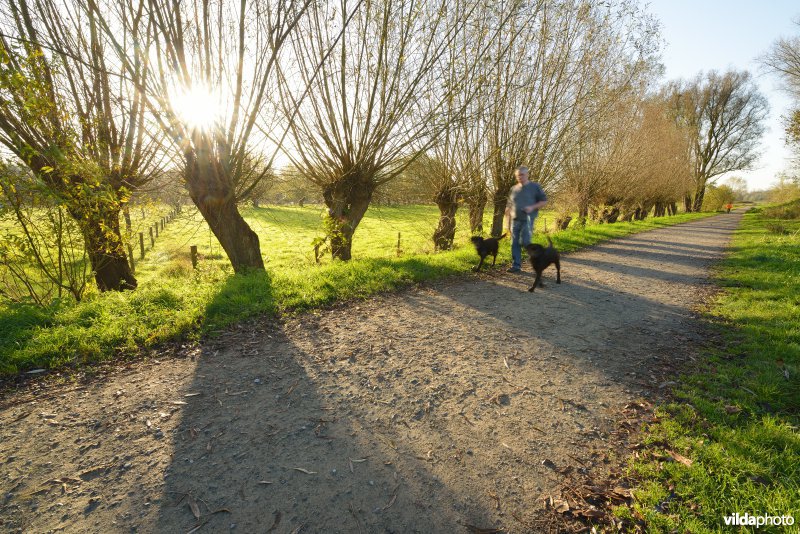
525, 237, 561, 292
471, 233, 507, 272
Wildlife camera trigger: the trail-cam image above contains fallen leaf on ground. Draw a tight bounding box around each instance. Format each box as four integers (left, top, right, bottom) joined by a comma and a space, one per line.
611, 486, 631, 499
187, 495, 201, 519
548, 496, 570, 513
382, 492, 398, 510
577, 508, 604, 518
292, 467, 317, 474
666, 450, 693, 466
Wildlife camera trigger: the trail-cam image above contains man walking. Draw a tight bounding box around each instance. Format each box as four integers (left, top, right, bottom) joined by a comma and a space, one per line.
505, 166, 547, 273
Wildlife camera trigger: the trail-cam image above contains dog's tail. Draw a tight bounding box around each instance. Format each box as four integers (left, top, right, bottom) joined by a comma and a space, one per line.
498, 233, 508, 240
547, 236, 553, 248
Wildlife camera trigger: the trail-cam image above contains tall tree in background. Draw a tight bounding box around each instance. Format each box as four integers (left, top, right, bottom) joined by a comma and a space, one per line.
763, 22, 800, 164
565, 0, 662, 223
484, 0, 659, 236
631, 100, 694, 217
92, 0, 312, 273
275, 0, 498, 260
724, 176, 748, 200
482, 0, 544, 237
425, 4, 501, 250
666, 70, 768, 212
0, 0, 158, 291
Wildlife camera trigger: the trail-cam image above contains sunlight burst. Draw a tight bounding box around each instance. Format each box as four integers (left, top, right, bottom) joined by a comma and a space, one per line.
169, 85, 223, 131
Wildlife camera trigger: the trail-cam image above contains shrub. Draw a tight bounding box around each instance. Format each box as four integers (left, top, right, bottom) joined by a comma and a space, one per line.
702, 184, 736, 212
764, 198, 800, 220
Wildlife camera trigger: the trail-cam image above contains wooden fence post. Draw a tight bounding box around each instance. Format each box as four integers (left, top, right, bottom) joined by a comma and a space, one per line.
154, 223, 159, 238
149, 226, 155, 246
544, 218, 548, 233
396, 232, 401, 256
190, 245, 198, 269
139, 232, 145, 259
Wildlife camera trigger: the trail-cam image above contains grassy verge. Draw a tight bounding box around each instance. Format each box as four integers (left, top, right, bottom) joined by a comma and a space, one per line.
0, 207, 712, 377
617, 203, 800, 532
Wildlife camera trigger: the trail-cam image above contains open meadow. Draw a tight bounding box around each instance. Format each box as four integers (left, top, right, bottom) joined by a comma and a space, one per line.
0, 204, 713, 377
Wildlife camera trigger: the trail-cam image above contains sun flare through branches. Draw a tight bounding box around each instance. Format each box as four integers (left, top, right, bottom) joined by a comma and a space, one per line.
168, 85, 224, 132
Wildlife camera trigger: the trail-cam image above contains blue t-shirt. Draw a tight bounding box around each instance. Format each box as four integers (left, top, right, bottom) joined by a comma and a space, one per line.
509, 181, 547, 221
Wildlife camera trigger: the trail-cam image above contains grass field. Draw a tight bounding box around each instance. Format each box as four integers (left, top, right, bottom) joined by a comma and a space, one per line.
617, 202, 800, 532
0, 204, 713, 377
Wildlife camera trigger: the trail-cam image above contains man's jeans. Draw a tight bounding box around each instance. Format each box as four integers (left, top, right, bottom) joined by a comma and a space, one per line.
511, 217, 531, 269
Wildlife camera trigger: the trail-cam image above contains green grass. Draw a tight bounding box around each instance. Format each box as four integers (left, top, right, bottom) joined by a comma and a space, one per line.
617, 205, 800, 533
0, 204, 712, 377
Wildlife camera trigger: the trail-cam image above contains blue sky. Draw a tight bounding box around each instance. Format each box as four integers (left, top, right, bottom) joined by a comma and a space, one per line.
646, 0, 799, 190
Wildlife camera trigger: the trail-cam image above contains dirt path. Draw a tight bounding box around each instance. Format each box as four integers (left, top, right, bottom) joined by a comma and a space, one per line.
0, 212, 743, 533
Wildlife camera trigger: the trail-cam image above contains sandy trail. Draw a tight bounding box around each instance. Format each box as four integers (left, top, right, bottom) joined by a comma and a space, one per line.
0, 212, 743, 533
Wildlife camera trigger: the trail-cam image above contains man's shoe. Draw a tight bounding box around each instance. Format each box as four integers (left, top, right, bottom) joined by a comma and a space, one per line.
506, 266, 521, 273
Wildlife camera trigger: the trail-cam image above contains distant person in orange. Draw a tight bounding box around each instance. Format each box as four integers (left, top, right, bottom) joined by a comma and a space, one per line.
725, 202, 733, 213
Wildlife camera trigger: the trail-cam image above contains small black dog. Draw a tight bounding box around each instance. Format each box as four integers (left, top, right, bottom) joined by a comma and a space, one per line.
471, 233, 507, 272
525, 237, 561, 292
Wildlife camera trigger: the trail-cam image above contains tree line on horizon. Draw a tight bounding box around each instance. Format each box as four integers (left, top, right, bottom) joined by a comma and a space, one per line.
0, 0, 793, 298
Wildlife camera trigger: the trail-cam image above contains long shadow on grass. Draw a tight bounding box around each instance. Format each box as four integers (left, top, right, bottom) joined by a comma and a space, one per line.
200, 252, 474, 335
267, 254, 472, 314
202, 270, 277, 334
0, 302, 57, 375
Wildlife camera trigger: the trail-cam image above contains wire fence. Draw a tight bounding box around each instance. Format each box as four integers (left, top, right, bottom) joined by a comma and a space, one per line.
122, 201, 563, 280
